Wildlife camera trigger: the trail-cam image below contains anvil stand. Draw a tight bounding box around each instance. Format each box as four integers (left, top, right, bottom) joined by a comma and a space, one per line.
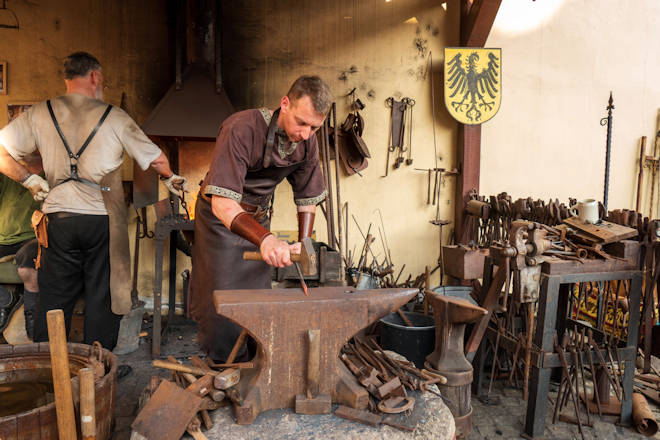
213, 286, 417, 424
425, 292, 487, 438
152, 197, 194, 358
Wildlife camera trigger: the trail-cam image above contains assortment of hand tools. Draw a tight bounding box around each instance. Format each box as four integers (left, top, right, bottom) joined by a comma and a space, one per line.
383, 96, 415, 176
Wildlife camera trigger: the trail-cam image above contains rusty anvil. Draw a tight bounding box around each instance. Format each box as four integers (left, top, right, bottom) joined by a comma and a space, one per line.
213, 286, 417, 424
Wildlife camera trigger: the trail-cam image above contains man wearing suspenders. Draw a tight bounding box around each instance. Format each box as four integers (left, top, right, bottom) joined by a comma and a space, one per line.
191, 76, 331, 362
0, 52, 186, 349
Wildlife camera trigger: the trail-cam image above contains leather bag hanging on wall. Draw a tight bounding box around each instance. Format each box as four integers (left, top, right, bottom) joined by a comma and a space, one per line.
333, 112, 371, 176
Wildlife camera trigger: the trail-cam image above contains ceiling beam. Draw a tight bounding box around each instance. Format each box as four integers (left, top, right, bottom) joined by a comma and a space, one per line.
454, 0, 501, 244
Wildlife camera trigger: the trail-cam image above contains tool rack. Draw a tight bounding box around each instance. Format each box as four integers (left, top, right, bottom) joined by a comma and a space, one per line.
473, 257, 642, 438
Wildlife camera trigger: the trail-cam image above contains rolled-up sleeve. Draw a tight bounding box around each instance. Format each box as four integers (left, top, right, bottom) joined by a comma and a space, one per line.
0, 110, 37, 161
203, 121, 253, 203
287, 136, 327, 206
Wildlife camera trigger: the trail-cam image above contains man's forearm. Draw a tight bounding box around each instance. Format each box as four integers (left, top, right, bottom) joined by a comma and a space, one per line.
148, 152, 174, 178
0, 144, 30, 183
211, 195, 245, 229
296, 204, 316, 214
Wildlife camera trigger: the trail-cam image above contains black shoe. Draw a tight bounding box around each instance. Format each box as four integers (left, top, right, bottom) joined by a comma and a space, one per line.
24, 309, 34, 339
0, 287, 21, 332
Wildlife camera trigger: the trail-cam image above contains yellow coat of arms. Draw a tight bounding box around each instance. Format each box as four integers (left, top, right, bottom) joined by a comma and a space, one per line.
444, 47, 501, 125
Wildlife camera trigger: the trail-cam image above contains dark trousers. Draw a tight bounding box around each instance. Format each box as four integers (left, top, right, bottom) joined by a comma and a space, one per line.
0, 239, 31, 259
33, 214, 121, 350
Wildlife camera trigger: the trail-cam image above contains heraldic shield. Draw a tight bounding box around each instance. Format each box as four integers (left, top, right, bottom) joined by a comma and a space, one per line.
444, 47, 501, 125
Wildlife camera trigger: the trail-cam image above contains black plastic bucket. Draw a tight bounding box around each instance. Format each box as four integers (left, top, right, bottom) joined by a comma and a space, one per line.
380, 311, 435, 368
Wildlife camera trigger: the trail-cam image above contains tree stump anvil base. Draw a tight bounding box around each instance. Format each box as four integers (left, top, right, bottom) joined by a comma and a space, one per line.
213, 286, 417, 424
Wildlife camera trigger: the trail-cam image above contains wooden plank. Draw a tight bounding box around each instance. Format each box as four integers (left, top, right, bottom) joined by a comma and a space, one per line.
131, 380, 202, 440
334, 405, 382, 427
563, 217, 638, 244
541, 257, 636, 275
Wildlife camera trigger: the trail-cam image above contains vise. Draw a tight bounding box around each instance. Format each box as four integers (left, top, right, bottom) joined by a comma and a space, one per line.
274, 240, 343, 285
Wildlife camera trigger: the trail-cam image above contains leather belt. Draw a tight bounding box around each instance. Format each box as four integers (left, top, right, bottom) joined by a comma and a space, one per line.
47, 212, 88, 220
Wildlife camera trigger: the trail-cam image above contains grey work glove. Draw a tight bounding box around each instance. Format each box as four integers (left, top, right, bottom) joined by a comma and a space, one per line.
21, 174, 49, 201
162, 173, 187, 197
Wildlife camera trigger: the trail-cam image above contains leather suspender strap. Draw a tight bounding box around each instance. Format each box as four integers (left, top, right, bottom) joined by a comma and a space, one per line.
263, 108, 280, 169
46, 100, 113, 192
47, 100, 112, 160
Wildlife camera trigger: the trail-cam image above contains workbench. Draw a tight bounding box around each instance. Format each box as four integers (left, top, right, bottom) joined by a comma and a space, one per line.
473, 256, 642, 438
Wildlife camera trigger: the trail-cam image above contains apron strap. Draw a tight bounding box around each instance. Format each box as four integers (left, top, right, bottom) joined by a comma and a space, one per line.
46, 100, 113, 192
263, 108, 280, 169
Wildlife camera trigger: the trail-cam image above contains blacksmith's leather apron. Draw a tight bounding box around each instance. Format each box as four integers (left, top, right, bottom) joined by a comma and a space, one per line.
44, 101, 132, 315
191, 110, 307, 361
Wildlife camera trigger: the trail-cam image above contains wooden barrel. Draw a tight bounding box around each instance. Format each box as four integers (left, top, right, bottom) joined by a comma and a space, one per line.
0, 342, 117, 440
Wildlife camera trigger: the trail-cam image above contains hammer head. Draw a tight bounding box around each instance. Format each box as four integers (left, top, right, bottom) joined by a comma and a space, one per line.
299, 237, 318, 276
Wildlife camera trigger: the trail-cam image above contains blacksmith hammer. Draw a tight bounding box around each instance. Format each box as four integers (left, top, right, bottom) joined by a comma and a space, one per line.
243, 237, 318, 277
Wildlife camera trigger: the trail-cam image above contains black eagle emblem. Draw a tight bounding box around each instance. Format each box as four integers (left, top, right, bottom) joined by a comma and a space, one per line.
446, 51, 500, 122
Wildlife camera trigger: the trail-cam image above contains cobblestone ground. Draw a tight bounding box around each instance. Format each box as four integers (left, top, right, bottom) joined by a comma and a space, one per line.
469, 380, 660, 440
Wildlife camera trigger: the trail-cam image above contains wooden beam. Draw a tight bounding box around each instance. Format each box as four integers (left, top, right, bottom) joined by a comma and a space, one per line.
454, 0, 501, 243
461, 0, 502, 47
455, 124, 481, 243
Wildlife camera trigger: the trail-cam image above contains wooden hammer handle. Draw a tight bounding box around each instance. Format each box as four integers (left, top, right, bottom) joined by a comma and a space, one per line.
243, 251, 301, 262
79, 367, 96, 440
47, 309, 77, 440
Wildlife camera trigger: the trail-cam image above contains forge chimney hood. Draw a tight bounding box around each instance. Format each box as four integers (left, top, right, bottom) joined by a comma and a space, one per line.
142, 0, 234, 140
142, 64, 233, 140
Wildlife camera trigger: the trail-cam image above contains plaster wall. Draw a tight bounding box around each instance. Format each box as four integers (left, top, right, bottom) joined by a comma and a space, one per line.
482, 0, 660, 217
0, 0, 173, 307
218, 0, 460, 289
2, 0, 462, 310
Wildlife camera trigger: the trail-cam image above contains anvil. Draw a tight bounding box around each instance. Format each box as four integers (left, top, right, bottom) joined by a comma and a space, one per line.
213, 286, 417, 424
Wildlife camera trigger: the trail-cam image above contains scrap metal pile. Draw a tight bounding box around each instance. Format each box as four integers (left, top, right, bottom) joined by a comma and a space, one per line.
131, 355, 250, 439
336, 335, 446, 430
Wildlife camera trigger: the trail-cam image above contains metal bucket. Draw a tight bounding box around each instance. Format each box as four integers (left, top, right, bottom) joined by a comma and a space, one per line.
0, 342, 117, 439
380, 311, 435, 368
432, 286, 476, 305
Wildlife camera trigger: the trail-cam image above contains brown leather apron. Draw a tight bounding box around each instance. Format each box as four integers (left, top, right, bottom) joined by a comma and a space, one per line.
191, 111, 308, 361
100, 167, 132, 315
45, 101, 131, 315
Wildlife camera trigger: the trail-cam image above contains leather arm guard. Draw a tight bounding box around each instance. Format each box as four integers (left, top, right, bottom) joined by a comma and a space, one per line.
230, 211, 273, 247
297, 211, 315, 242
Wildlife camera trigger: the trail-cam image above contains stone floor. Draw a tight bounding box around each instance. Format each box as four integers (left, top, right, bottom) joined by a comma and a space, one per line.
469, 378, 660, 440
112, 320, 660, 440
112, 320, 456, 440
